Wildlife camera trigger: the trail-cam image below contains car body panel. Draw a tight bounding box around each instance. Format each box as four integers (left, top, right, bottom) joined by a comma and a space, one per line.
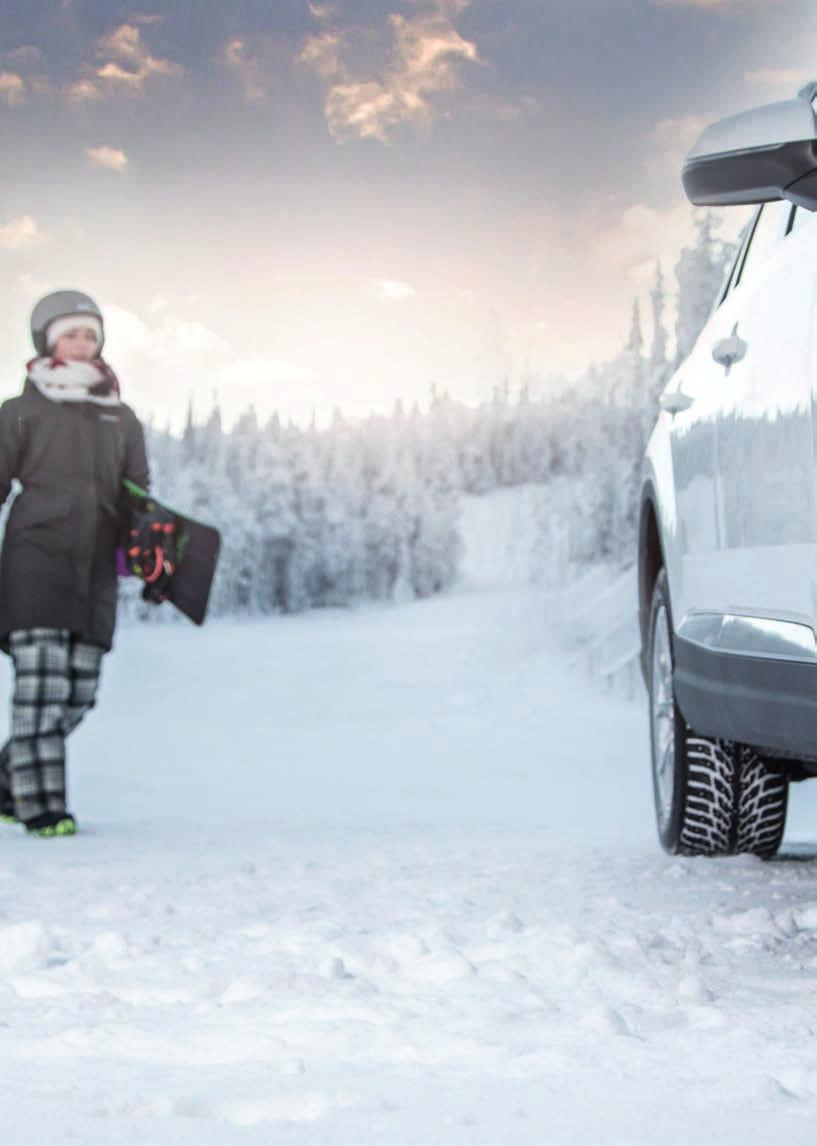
641, 202, 817, 758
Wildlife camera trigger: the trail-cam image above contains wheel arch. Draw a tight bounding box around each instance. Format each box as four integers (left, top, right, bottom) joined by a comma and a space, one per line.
638, 481, 665, 684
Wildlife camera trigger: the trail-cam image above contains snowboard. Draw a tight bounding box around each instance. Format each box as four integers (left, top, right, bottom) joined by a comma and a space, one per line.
120, 479, 221, 626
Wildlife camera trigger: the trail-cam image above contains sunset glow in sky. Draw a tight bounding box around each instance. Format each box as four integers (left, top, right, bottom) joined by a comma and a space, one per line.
0, 0, 815, 427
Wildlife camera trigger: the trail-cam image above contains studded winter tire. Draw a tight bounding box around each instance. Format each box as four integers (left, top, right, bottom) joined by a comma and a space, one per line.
647, 569, 788, 858
735, 744, 788, 859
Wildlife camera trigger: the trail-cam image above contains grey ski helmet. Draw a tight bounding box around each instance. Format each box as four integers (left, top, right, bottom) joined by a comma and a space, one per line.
30, 290, 104, 356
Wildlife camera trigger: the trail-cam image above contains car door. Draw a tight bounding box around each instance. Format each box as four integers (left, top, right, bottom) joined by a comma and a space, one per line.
710, 199, 817, 654
665, 217, 754, 633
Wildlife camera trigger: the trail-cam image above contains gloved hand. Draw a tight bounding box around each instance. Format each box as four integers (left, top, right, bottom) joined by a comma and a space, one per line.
141, 577, 170, 606
126, 499, 179, 606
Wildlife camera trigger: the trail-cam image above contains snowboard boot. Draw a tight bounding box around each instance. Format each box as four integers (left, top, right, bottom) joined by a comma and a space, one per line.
0, 746, 14, 825
0, 787, 16, 826
24, 811, 77, 838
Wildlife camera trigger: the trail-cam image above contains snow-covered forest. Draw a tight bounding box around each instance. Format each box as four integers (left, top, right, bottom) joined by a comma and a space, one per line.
135, 212, 738, 617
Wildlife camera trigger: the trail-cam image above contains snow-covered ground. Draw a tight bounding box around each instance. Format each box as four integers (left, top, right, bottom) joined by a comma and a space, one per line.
2, 493, 817, 1144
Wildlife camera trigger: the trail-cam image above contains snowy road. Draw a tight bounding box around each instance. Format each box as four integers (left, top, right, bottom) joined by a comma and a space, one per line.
3, 574, 817, 1142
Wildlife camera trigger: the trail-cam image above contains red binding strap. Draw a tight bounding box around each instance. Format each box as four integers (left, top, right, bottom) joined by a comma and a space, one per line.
145, 546, 165, 583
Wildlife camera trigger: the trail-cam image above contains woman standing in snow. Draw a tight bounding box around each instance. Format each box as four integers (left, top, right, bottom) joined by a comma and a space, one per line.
0, 291, 149, 837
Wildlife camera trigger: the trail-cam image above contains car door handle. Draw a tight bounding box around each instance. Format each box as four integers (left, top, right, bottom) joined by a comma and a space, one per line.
660, 388, 694, 415
712, 324, 747, 370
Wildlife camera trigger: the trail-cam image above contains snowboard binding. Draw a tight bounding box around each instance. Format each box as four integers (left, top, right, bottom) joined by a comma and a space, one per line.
120, 478, 220, 625
125, 497, 184, 604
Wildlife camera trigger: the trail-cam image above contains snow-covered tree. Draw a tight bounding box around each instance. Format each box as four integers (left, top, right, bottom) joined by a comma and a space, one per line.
114, 206, 737, 620
674, 211, 736, 364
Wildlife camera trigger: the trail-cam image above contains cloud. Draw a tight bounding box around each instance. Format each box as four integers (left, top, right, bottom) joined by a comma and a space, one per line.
26, 75, 52, 97
0, 46, 53, 103
65, 22, 182, 101
0, 71, 25, 107
745, 67, 808, 90
647, 113, 711, 181
103, 304, 230, 415
0, 216, 42, 250
102, 305, 320, 426
148, 293, 168, 314
458, 88, 548, 125
96, 24, 182, 87
2, 46, 43, 67
298, 31, 345, 82
223, 37, 265, 104
572, 199, 750, 362
374, 279, 417, 300
650, 0, 746, 7
86, 145, 129, 173
215, 357, 325, 429
588, 201, 698, 282
651, 113, 711, 153
130, 12, 165, 25
308, 1, 339, 19
0, 49, 52, 104
651, 0, 779, 8
16, 270, 50, 300
63, 78, 101, 102
219, 356, 315, 387
107, 306, 229, 358
298, 0, 480, 142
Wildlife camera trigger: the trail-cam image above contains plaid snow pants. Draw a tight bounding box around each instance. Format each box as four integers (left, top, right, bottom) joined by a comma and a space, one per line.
0, 629, 105, 822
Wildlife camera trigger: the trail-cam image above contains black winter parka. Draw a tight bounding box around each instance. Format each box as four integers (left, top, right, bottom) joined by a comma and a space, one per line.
0, 379, 149, 653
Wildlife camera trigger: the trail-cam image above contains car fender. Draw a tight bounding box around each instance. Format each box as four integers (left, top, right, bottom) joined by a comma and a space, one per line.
639, 414, 682, 678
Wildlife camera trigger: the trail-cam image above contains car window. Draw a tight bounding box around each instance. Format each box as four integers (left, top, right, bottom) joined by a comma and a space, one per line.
734, 200, 791, 289
718, 216, 754, 305
789, 204, 817, 234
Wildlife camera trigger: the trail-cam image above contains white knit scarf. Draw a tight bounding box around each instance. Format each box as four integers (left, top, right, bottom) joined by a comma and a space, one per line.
27, 356, 121, 407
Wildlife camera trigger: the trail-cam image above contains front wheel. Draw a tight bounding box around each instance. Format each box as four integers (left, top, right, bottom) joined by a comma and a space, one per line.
648, 569, 788, 858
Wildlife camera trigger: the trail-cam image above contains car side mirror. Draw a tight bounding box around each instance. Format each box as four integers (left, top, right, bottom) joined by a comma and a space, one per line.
682, 84, 817, 212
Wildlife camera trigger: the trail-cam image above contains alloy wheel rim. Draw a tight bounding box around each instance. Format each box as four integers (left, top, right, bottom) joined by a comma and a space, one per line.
651, 603, 676, 828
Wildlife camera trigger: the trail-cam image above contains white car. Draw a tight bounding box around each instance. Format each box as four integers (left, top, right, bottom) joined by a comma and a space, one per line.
640, 83, 817, 858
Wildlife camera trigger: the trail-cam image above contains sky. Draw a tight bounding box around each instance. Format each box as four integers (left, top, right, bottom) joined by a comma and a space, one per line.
0, 0, 815, 429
